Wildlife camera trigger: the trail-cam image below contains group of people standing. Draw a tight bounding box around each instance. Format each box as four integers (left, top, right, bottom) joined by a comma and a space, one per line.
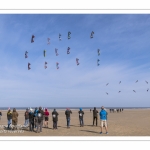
5, 106, 108, 134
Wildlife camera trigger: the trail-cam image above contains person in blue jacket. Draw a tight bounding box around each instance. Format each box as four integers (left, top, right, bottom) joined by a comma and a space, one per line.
99, 106, 108, 134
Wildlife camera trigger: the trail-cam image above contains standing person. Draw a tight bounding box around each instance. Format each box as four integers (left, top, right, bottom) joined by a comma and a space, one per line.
52, 108, 59, 129
36, 107, 44, 133
34, 107, 38, 129
93, 107, 98, 126
65, 108, 72, 128
99, 106, 108, 134
7, 109, 12, 129
44, 108, 49, 128
12, 108, 19, 130
0, 111, 2, 120
24, 108, 29, 127
29, 108, 34, 132
78, 108, 84, 127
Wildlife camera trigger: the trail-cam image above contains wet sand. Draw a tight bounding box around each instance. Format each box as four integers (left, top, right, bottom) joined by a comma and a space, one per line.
0, 109, 150, 136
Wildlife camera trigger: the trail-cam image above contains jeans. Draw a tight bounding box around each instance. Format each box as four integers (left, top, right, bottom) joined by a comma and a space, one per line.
79, 118, 84, 126
66, 117, 70, 127
8, 119, 12, 128
24, 119, 29, 126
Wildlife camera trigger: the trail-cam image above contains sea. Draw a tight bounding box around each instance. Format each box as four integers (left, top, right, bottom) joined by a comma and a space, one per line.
0, 107, 150, 110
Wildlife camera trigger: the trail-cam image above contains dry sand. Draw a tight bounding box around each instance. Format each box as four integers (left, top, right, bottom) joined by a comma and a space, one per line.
0, 109, 150, 136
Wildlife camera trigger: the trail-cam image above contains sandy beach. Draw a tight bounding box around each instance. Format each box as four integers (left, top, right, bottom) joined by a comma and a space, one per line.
0, 109, 150, 136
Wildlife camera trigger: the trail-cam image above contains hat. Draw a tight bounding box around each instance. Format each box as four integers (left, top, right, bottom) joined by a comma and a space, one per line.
101, 106, 104, 110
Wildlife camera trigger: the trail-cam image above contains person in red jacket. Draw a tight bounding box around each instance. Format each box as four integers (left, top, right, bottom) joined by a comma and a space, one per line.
44, 108, 49, 128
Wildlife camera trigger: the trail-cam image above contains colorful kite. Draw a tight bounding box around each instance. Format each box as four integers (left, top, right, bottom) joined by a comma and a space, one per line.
43, 50, 46, 57
55, 48, 59, 56
25, 51, 28, 58
67, 47, 70, 54
76, 58, 79, 65
97, 49, 100, 56
45, 62, 47, 69
31, 35, 35, 43
90, 31, 94, 38
56, 62, 59, 69
97, 59, 100, 66
28, 63, 31, 70
68, 31, 71, 39
59, 34, 61, 41
47, 38, 50, 44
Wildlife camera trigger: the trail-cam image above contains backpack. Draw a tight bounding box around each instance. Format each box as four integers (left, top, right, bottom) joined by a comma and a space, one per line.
37, 112, 43, 123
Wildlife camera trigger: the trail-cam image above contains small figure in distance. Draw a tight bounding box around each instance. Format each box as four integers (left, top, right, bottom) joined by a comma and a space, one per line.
99, 106, 108, 134
36, 107, 44, 133
12, 108, 19, 130
29, 108, 35, 132
7, 108, 12, 129
44, 108, 49, 128
93, 107, 98, 126
65, 108, 72, 128
78, 108, 84, 127
24, 108, 29, 127
52, 108, 59, 130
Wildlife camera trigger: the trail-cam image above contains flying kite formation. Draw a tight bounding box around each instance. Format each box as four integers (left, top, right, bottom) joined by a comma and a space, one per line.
26, 32, 149, 96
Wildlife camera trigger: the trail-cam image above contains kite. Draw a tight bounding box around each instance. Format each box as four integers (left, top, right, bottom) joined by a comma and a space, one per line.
67, 47, 70, 54
135, 80, 138, 83
47, 38, 50, 44
145, 80, 148, 84
147, 88, 149, 92
133, 90, 136, 93
43, 50, 46, 57
118, 91, 121, 93
31, 35, 35, 43
25, 51, 28, 58
59, 34, 61, 41
68, 31, 71, 39
106, 92, 108, 95
106, 83, 109, 86
56, 62, 59, 69
76, 58, 79, 66
90, 31, 94, 38
97, 49, 100, 56
44, 62, 47, 69
119, 81, 121, 84
28, 63, 31, 70
55, 48, 59, 56
97, 59, 100, 66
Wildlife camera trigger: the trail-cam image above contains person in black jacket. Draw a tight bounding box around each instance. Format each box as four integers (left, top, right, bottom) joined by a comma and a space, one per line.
93, 107, 98, 126
29, 108, 34, 132
78, 108, 84, 127
52, 108, 59, 129
65, 108, 72, 128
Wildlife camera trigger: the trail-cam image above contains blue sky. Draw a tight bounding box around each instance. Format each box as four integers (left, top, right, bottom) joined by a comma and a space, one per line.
0, 14, 150, 107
